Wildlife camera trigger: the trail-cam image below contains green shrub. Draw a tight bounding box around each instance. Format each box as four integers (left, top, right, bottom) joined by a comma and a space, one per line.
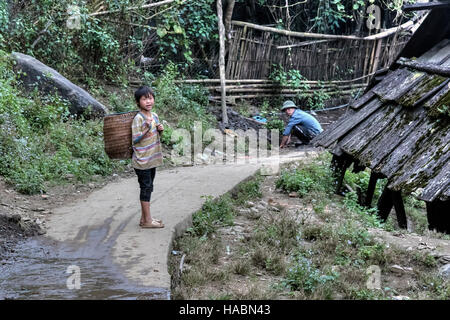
276, 161, 334, 196
189, 195, 235, 237
232, 177, 262, 205
266, 117, 285, 135
153, 62, 215, 133
343, 191, 385, 228
283, 253, 338, 293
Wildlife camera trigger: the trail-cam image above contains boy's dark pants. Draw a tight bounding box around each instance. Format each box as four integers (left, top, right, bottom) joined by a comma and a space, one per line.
134, 168, 156, 202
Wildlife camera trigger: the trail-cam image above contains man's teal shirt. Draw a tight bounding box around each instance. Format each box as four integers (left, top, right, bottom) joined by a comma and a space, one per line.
283, 109, 323, 136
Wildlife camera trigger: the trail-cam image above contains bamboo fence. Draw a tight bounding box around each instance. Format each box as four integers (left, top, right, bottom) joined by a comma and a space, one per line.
225, 21, 412, 82
130, 16, 423, 101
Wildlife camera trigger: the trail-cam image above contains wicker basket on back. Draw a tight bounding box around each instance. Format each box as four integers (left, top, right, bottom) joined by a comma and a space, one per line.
103, 111, 139, 159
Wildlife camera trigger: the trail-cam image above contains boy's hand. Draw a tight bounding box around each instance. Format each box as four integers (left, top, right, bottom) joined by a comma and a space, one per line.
143, 120, 152, 128
157, 124, 164, 132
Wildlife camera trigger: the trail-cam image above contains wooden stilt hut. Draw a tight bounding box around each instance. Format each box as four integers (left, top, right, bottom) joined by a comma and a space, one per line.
313, 4, 450, 232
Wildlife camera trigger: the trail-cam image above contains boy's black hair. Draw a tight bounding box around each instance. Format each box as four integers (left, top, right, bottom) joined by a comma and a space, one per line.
134, 86, 155, 104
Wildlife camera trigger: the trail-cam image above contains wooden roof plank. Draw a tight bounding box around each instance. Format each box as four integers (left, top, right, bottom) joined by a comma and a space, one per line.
396, 58, 450, 77
397, 74, 448, 107
372, 68, 426, 102
318, 98, 384, 148
313, 108, 356, 147
374, 117, 437, 178
416, 39, 450, 64
370, 69, 407, 98
424, 81, 450, 117
350, 91, 375, 109
389, 149, 450, 195
403, 1, 450, 12
358, 108, 427, 169
442, 57, 450, 67
387, 124, 450, 194
443, 184, 450, 199
339, 105, 403, 159
419, 163, 450, 202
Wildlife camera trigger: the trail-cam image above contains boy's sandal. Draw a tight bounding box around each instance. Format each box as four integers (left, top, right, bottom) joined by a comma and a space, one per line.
139, 218, 162, 226
141, 220, 164, 228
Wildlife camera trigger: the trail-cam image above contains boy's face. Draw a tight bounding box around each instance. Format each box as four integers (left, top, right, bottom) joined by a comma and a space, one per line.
138, 94, 154, 111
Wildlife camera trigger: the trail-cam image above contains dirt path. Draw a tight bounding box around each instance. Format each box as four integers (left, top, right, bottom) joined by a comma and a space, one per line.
35, 150, 314, 297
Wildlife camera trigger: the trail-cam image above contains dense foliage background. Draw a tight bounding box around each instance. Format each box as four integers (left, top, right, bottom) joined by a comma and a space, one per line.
0, 0, 418, 194
0, 0, 415, 83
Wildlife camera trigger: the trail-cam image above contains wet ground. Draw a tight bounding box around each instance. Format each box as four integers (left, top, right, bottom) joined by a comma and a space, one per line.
0, 179, 169, 300
0, 225, 169, 300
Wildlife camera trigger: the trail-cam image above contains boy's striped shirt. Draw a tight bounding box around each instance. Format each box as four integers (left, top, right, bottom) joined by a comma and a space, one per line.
131, 112, 163, 169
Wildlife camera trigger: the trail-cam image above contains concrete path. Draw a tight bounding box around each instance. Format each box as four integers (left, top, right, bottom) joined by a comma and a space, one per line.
44, 150, 315, 297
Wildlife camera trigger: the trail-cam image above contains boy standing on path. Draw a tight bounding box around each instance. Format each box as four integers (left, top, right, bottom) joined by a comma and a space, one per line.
132, 86, 165, 228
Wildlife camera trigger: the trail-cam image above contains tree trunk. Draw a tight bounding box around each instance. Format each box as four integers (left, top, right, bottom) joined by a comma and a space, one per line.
217, 0, 228, 125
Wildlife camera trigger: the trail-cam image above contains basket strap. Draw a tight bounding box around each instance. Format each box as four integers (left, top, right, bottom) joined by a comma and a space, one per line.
138, 111, 159, 124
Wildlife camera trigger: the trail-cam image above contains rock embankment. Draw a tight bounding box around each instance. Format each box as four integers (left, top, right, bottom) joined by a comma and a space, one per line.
11, 52, 108, 118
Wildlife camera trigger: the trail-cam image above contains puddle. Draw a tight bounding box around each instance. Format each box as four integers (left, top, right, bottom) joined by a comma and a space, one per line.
0, 217, 170, 300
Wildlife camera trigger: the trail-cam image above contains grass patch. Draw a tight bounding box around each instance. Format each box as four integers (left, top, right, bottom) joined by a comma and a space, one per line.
275, 158, 334, 196
188, 195, 235, 237
251, 211, 299, 252
230, 259, 251, 276
231, 175, 263, 205
250, 244, 286, 275
417, 273, 450, 299
283, 251, 338, 294
171, 154, 450, 300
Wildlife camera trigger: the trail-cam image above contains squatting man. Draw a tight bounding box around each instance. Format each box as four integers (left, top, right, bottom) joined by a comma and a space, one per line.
279, 100, 323, 148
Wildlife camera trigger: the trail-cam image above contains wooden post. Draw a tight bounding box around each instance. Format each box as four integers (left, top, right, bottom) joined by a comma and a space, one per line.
377, 186, 408, 229
331, 154, 352, 195
426, 200, 450, 234
392, 191, 408, 229
377, 186, 394, 222
217, 0, 228, 125
364, 171, 379, 207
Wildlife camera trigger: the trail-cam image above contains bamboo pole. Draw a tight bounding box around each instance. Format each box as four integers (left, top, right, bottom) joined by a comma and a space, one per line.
210, 89, 361, 100
127, 75, 376, 87
231, 19, 418, 41
364, 20, 414, 40
89, 0, 183, 17
276, 39, 331, 49
206, 83, 367, 90
217, 0, 228, 124
214, 85, 366, 93
370, 39, 384, 75
367, 39, 378, 77
167, 73, 377, 84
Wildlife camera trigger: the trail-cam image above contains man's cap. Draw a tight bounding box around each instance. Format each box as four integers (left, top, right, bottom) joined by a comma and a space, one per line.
281, 100, 297, 111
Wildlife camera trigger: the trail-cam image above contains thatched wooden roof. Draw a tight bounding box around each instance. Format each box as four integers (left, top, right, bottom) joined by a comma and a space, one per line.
314, 39, 450, 203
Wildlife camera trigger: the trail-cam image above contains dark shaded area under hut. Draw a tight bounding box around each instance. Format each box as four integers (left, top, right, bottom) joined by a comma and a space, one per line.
313, 7, 450, 233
